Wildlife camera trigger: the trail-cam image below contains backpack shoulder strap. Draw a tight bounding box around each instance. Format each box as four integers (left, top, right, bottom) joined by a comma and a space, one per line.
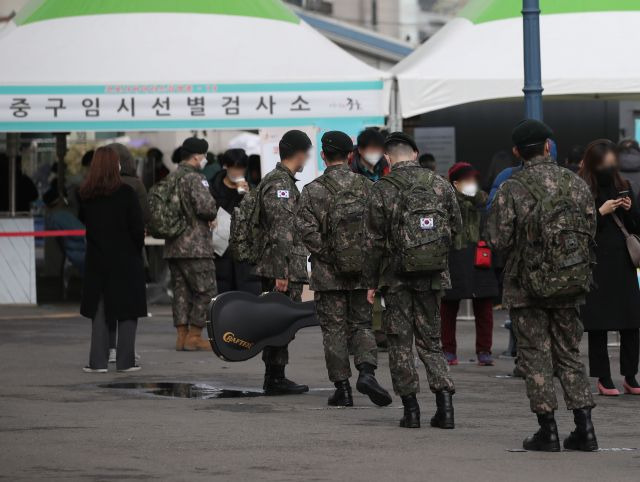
314, 174, 340, 196
510, 170, 543, 202
379, 170, 410, 191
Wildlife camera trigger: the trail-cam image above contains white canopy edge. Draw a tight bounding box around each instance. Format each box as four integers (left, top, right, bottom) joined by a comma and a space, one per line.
393, 12, 640, 117
0, 12, 389, 84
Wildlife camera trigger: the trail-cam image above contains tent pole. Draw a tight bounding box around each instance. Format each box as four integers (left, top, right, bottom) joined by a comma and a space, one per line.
522, 0, 543, 120
55, 133, 68, 199
388, 78, 403, 132
7, 133, 18, 217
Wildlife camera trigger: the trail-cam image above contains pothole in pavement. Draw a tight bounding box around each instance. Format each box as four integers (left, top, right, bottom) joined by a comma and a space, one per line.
98, 382, 263, 399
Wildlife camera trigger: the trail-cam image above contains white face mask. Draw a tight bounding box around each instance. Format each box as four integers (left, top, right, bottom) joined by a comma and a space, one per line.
229, 175, 245, 184
199, 155, 208, 170
460, 182, 479, 197
363, 152, 381, 166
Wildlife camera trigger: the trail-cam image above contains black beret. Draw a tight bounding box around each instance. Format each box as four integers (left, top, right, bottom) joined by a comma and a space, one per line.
321, 130, 353, 154
512, 119, 554, 147
384, 131, 418, 153
181, 137, 209, 155
280, 129, 312, 152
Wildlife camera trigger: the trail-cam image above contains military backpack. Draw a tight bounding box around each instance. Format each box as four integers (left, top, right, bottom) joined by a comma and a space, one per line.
229, 180, 274, 264
315, 174, 368, 276
381, 168, 451, 275
147, 169, 190, 239
511, 168, 594, 299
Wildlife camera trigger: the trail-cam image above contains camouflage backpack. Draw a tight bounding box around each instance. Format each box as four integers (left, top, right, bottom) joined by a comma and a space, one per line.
511, 169, 594, 299
147, 169, 189, 239
315, 174, 368, 276
229, 181, 274, 264
381, 168, 451, 275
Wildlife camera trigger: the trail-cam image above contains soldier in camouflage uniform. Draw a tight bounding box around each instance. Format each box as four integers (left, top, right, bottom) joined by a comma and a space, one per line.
164, 138, 217, 352
363, 132, 461, 429
295, 131, 392, 407
486, 119, 598, 452
255, 130, 311, 395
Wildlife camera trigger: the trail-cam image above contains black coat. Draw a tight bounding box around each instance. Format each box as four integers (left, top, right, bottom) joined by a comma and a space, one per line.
444, 191, 499, 300
581, 184, 640, 331
79, 184, 147, 320
209, 169, 260, 294
444, 243, 500, 300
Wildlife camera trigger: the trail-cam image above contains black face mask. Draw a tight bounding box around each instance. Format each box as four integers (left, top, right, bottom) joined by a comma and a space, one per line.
595, 166, 616, 186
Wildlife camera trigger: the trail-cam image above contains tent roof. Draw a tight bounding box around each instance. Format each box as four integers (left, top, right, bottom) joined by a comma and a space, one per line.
393, 0, 640, 117
2, 0, 385, 85
15, 0, 298, 25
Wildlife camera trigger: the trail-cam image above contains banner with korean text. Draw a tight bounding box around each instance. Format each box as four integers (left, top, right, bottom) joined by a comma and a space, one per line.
0, 81, 386, 132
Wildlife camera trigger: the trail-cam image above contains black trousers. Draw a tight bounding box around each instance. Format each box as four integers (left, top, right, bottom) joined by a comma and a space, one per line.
588, 329, 640, 378
89, 298, 138, 370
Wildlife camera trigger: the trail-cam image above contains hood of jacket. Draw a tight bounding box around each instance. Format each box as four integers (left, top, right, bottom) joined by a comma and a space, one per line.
619, 149, 640, 173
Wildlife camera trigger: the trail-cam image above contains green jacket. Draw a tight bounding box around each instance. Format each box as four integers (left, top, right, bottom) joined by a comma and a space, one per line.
453, 190, 488, 250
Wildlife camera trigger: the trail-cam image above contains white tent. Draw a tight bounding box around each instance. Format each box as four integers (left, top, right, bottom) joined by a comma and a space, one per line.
0, 0, 389, 132
393, 0, 640, 118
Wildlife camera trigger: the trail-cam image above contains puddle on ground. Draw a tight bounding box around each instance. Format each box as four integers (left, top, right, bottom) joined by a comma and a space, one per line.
99, 382, 263, 399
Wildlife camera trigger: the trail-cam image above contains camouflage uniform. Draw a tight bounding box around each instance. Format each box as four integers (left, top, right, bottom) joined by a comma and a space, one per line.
256, 162, 309, 366
363, 160, 461, 396
164, 162, 218, 328
486, 156, 596, 413
295, 163, 377, 382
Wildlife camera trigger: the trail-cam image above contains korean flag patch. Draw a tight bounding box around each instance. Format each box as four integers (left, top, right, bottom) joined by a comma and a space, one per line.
201, 180, 209, 188
420, 217, 434, 230
277, 190, 290, 199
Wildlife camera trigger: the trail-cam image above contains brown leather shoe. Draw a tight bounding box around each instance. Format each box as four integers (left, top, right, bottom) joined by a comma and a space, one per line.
183, 326, 212, 351
175, 325, 189, 351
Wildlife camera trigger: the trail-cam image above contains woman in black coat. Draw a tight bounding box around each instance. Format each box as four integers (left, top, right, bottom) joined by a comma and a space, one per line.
79, 146, 147, 373
209, 149, 260, 295
579, 139, 640, 396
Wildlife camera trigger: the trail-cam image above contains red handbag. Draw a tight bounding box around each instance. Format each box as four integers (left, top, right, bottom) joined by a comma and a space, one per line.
474, 241, 492, 269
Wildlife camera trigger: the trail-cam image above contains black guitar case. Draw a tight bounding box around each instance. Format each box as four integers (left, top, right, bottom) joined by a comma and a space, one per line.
206, 291, 318, 362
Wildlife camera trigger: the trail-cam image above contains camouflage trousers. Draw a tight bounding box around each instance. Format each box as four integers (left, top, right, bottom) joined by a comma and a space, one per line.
168, 258, 217, 328
511, 307, 595, 414
383, 288, 454, 396
261, 278, 303, 367
314, 290, 377, 382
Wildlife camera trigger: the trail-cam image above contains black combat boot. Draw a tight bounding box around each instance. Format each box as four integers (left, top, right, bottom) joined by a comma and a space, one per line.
356, 363, 392, 407
263, 365, 309, 396
399, 394, 420, 428
430, 391, 455, 429
523, 412, 561, 452
328, 380, 353, 407
563, 408, 599, 452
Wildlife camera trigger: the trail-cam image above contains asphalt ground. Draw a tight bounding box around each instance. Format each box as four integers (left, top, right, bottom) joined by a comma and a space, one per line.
0, 303, 638, 481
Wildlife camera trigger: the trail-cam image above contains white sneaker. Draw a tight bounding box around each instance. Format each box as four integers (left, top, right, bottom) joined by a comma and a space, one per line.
108, 349, 117, 363
83, 366, 107, 373
117, 365, 142, 373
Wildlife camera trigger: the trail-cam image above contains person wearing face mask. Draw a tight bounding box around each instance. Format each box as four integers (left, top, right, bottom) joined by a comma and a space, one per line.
440, 163, 499, 367
349, 128, 390, 182
578, 139, 640, 397
209, 148, 260, 296
164, 137, 218, 352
